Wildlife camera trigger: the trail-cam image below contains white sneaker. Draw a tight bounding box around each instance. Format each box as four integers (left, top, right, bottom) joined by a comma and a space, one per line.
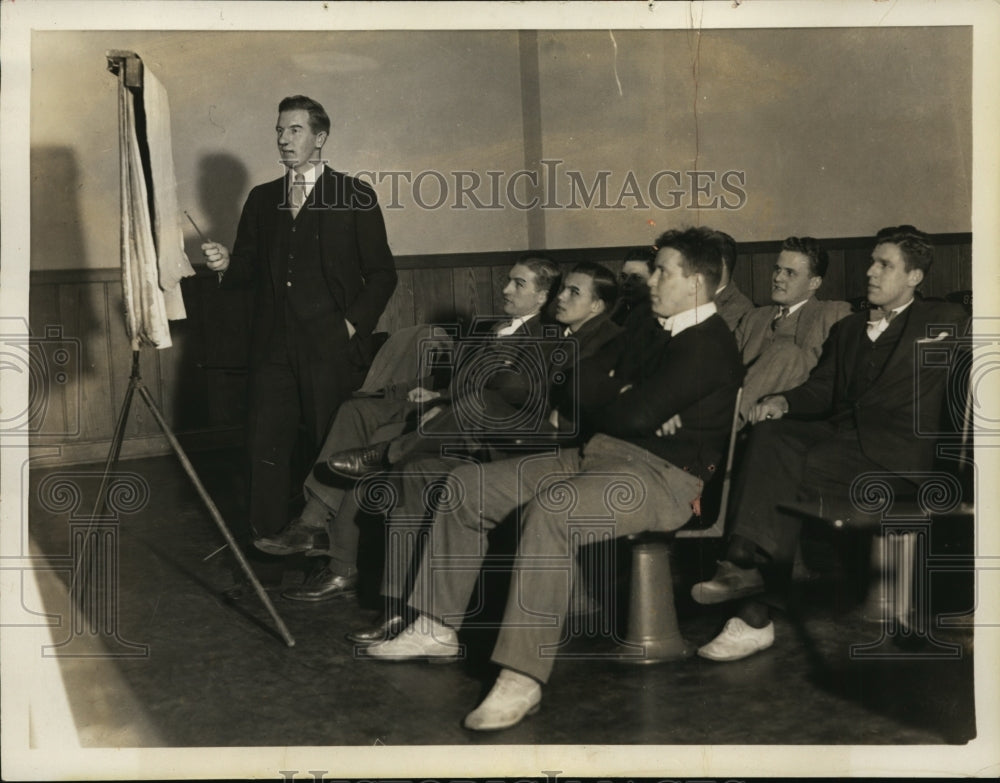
364, 617, 461, 662
463, 669, 542, 731
697, 617, 775, 662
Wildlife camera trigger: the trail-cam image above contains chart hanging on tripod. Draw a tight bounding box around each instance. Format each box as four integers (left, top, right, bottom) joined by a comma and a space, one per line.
109, 49, 195, 350
103, 51, 294, 647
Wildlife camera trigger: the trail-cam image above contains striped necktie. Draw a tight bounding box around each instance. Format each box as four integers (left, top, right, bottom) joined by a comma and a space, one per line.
771, 305, 790, 331
289, 173, 307, 218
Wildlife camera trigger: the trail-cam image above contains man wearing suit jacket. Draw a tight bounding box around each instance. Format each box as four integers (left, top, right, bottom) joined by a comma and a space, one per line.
202, 95, 397, 550
609, 246, 655, 329
267, 256, 562, 601
373, 261, 625, 467
735, 236, 852, 426
692, 225, 968, 662
340, 262, 623, 639
364, 227, 742, 732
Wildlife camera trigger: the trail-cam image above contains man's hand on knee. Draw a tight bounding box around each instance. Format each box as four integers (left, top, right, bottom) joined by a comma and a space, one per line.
748, 395, 788, 425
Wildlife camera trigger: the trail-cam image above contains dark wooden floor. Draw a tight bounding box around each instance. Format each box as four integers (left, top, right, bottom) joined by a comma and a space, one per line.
27, 450, 976, 748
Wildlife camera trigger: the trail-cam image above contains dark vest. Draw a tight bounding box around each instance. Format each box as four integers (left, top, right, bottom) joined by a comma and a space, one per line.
264, 193, 341, 359
274, 188, 341, 323
846, 307, 910, 402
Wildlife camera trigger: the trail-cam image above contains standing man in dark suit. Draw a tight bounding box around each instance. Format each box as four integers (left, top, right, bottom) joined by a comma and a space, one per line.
692, 225, 968, 662
364, 227, 742, 732
202, 95, 397, 551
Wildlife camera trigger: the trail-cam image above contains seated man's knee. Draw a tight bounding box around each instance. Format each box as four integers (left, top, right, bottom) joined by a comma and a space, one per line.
442, 464, 483, 523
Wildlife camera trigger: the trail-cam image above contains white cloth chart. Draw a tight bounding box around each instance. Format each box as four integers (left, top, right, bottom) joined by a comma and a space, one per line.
116, 56, 195, 349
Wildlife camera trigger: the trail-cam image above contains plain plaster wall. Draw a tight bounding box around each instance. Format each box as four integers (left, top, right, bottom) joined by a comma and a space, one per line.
536, 27, 972, 247
30, 26, 971, 271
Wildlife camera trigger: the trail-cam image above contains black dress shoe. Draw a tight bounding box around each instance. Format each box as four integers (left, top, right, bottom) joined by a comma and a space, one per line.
254, 521, 329, 557
282, 567, 358, 602
346, 613, 407, 645
324, 441, 391, 480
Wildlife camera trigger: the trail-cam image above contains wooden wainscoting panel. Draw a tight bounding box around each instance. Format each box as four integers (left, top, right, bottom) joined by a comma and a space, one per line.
412, 266, 456, 325
816, 248, 847, 303
27, 233, 971, 464
842, 245, 873, 303
925, 243, 959, 300
748, 251, 779, 307
453, 265, 494, 327
57, 280, 118, 443
958, 243, 972, 293
375, 269, 415, 335
490, 265, 511, 318
28, 282, 75, 439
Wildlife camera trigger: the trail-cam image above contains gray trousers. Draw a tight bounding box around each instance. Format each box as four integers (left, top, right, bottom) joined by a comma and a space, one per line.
300, 396, 416, 570
378, 454, 460, 601
407, 434, 703, 683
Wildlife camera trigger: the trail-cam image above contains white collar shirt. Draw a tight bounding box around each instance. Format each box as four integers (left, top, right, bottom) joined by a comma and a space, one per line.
658, 302, 718, 336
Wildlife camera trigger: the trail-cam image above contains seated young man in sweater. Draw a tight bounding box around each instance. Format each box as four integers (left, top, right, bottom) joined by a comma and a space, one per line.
362, 226, 743, 732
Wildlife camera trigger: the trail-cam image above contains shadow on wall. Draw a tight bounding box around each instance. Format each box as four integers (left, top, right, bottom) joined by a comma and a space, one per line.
29, 146, 103, 399
31, 146, 89, 271
180, 151, 253, 436
188, 152, 253, 370
194, 151, 249, 248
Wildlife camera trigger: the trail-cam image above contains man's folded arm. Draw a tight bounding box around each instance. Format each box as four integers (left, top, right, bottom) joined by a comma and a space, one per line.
597, 339, 739, 438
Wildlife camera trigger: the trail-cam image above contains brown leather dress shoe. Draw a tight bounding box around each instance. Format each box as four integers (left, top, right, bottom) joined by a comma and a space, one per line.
323, 441, 391, 480
346, 613, 407, 645
282, 567, 358, 602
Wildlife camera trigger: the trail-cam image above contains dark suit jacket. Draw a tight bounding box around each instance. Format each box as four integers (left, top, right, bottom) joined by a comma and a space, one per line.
445, 313, 556, 414
549, 314, 624, 438
583, 313, 743, 481
222, 167, 397, 367
568, 312, 624, 361
783, 299, 967, 473
394, 313, 562, 455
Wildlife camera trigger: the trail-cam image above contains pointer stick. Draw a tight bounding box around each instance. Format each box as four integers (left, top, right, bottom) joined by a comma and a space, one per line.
184, 210, 209, 243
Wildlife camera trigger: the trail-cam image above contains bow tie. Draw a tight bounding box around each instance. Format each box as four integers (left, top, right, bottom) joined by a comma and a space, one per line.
866, 308, 899, 342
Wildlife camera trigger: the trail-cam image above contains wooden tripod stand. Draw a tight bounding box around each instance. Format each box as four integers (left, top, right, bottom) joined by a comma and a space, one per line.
91, 349, 295, 647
